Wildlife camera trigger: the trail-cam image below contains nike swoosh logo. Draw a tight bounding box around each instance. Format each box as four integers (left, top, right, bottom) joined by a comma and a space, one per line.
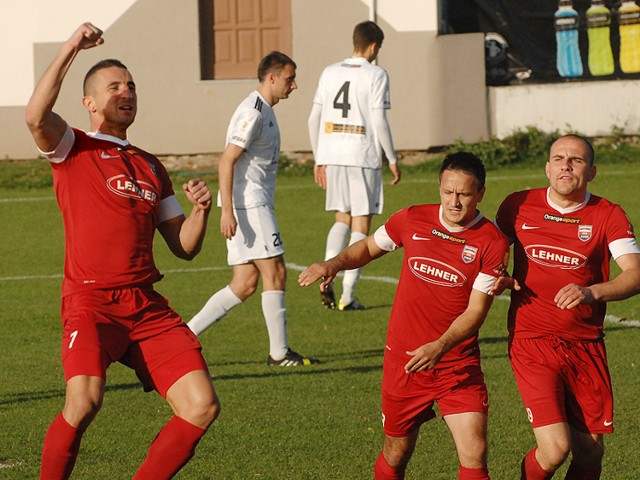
101, 152, 119, 159
412, 233, 431, 241
482, 400, 489, 407
522, 224, 540, 230
604, 420, 613, 427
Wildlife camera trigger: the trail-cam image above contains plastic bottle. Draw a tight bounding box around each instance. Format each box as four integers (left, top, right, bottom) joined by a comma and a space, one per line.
619, 1, 640, 73
586, 0, 614, 75
555, 0, 583, 78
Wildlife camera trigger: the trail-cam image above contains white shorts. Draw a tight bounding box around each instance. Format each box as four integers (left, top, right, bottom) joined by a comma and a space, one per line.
325, 165, 383, 216
226, 205, 285, 265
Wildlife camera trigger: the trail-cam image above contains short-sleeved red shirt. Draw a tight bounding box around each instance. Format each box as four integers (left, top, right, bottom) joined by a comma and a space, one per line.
381, 204, 509, 367
496, 187, 638, 341
52, 129, 175, 296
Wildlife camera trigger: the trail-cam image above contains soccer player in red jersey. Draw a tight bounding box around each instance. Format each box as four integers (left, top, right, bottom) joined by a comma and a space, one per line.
493, 134, 640, 479
25, 23, 219, 479
300, 152, 509, 480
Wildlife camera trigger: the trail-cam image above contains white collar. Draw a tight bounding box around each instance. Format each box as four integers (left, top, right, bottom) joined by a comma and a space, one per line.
438, 205, 483, 232
546, 187, 590, 214
87, 131, 130, 146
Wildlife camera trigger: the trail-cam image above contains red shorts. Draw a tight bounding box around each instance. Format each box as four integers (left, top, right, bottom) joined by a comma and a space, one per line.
509, 336, 613, 434
381, 356, 488, 437
60, 287, 209, 398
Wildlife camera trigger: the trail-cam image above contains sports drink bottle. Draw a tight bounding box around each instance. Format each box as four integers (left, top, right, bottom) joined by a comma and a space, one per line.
619, 1, 640, 73
587, 0, 614, 75
555, 0, 583, 77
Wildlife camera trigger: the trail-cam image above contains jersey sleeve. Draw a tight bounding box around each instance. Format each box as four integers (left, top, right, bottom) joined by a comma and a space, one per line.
381, 208, 408, 248
473, 229, 509, 294
39, 125, 75, 164
606, 205, 640, 259
371, 68, 391, 110
228, 109, 262, 150
373, 225, 399, 252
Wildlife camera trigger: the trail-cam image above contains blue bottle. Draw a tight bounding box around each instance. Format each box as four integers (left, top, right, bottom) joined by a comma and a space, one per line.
555, 0, 584, 77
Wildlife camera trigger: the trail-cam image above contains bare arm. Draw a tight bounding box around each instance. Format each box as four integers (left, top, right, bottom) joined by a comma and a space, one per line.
404, 289, 494, 373
25, 23, 104, 152
298, 235, 387, 292
555, 253, 640, 309
157, 179, 212, 260
217, 143, 245, 239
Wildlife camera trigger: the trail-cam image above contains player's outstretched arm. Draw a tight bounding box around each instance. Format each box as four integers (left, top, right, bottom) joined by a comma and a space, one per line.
25, 23, 104, 152
555, 252, 640, 309
404, 289, 494, 373
298, 236, 387, 291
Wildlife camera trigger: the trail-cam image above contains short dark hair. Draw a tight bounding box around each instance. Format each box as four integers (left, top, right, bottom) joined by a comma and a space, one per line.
257, 51, 296, 82
353, 21, 384, 51
552, 134, 596, 166
439, 151, 487, 191
83, 59, 129, 95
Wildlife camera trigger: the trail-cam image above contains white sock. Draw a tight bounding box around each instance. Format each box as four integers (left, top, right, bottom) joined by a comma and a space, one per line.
261, 290, 289, 360
341, 231, 368, 305
325, 222, 350, 261
187, 285, 242, 336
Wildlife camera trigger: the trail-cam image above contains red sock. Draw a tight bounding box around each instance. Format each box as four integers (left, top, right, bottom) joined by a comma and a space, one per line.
133, 415, 206, 480
459, 465, 490, 479
40, 413, 84, 480
565, 459, 601, 480
374, 451, 405, 480
521, 448, 554, 480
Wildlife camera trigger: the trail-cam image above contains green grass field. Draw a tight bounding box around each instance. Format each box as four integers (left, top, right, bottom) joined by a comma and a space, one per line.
1, 159, 639, 479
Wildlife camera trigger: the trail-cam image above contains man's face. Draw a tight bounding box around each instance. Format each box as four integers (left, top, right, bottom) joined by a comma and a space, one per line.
439, 169, 485, 228
545, 136, 596, 203
83, 66, 137, 132
271, 64, 297, 101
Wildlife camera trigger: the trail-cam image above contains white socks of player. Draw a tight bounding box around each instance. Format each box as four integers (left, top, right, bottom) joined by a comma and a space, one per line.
187, 285, 242, 336
261, 290, 289, 360
341, 231, 367, 305
325, 221, 350, 260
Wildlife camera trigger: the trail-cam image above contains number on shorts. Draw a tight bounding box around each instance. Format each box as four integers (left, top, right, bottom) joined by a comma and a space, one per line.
69, 330, 79, 349
333, 81, 351, 118
272, 232, 282, 247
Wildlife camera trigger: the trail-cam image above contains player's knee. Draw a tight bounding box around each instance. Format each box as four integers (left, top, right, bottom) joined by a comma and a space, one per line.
63, 394, 103, 429
177, 390, 221, 429
458, 438, 488, 468
538, 441, 571, 471
232, 280, 258, 299
382, 440, 414, 469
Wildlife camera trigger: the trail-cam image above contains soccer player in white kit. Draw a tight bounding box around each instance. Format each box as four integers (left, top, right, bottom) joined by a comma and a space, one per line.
188, 52, 316, 367
308, 21, 401, 311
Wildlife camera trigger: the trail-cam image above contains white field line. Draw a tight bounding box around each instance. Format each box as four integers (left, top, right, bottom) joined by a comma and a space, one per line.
0, 169, 633, 202
1, 262, 638, 328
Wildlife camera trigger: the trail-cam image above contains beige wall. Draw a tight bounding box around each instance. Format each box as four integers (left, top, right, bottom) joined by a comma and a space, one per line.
8, 0, 488, 160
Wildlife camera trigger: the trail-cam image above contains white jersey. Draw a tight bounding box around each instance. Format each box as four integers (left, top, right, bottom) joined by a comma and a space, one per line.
312, 57, 391, 169
222, 90, 280, 209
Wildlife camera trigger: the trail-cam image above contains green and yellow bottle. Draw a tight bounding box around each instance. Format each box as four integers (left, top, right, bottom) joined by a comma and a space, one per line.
587, 0, 614, 75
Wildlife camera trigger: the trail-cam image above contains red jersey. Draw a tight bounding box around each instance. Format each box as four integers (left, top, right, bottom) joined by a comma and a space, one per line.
378, 204, 509, 367
496, 188, 639, 341
51, 128, 175, 296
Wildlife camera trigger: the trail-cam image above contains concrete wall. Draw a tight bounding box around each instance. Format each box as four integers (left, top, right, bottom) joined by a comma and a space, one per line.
488, 80, 640, 138
7, 0, 487, 160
